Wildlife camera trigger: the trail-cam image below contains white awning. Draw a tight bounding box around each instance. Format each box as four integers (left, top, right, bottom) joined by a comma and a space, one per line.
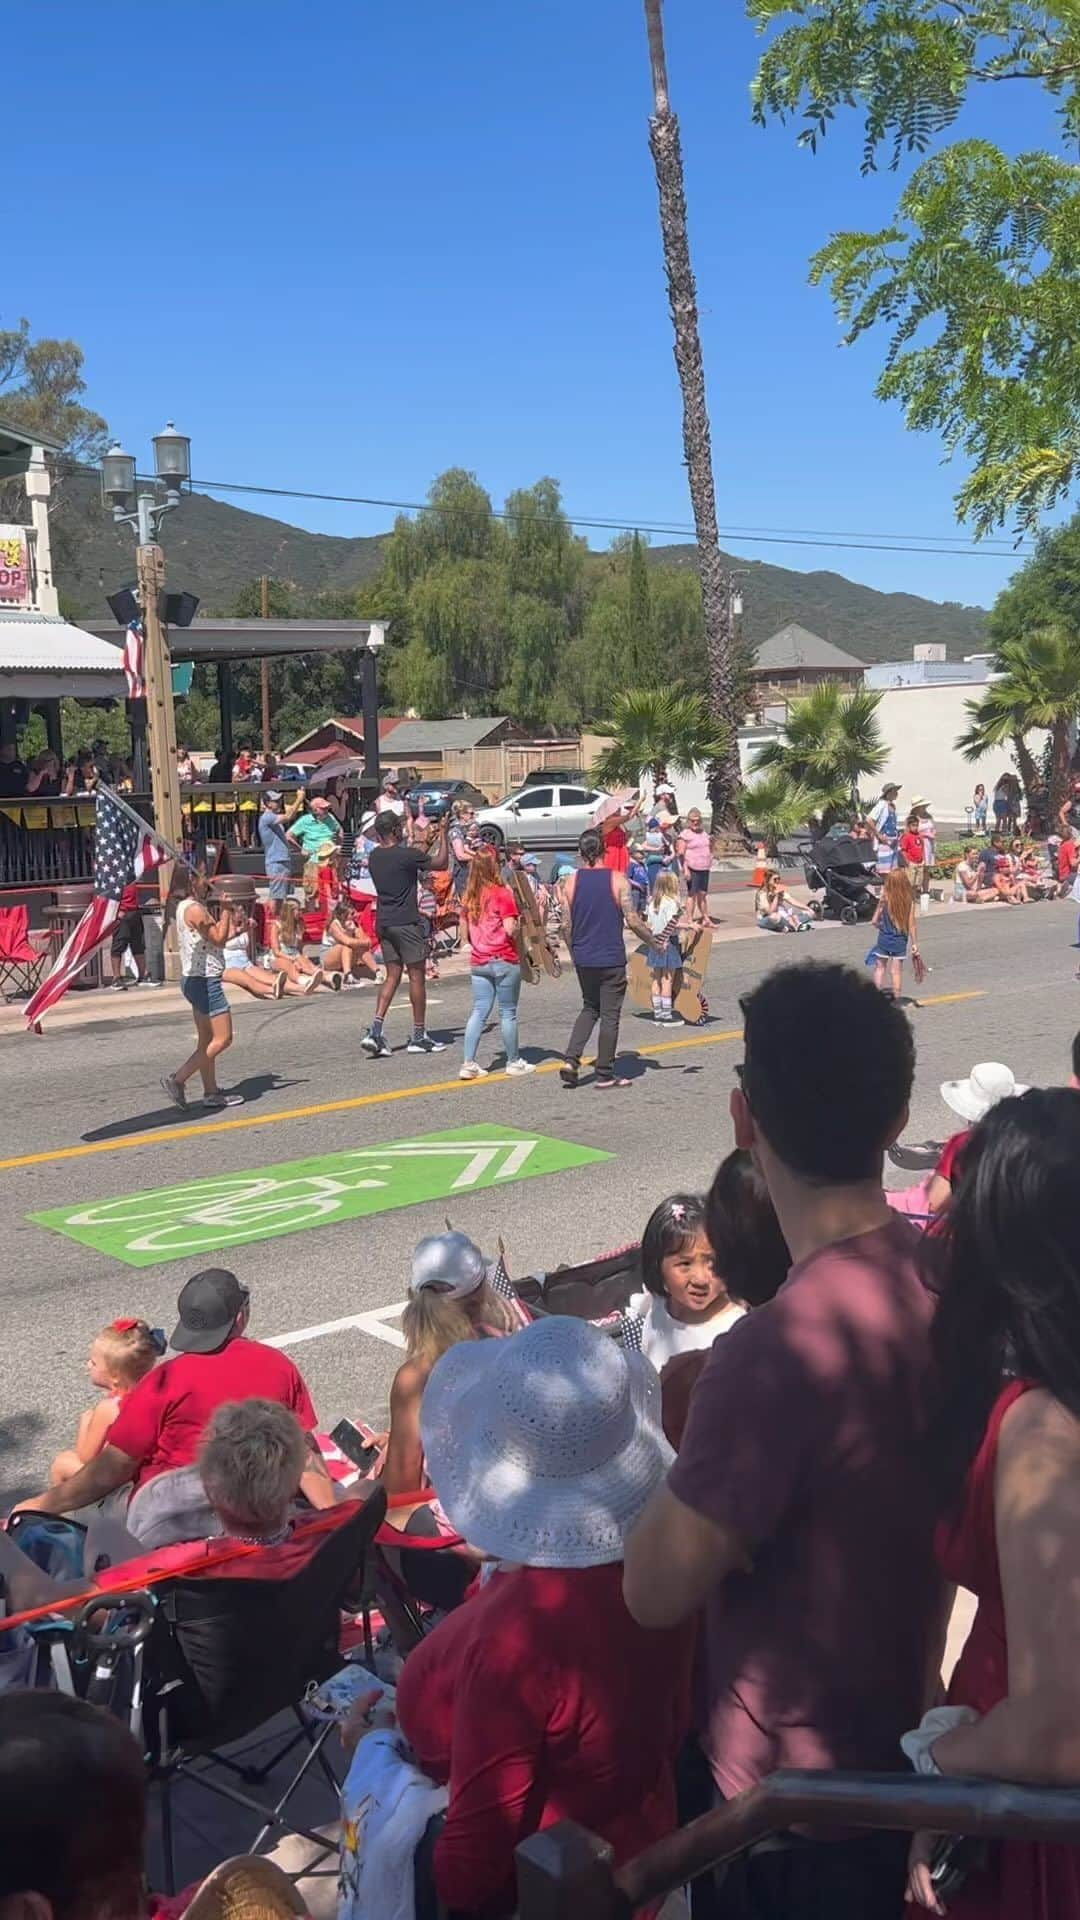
0, 614, 125, 700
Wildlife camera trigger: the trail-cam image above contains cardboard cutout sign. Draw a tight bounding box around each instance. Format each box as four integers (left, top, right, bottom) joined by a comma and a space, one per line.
628, 926, 712, 1025
508, 867, 561, 984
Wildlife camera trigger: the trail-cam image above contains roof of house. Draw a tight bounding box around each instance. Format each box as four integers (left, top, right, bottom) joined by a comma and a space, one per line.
382, 716, 510, 753
0, 614, 127, 698
753, 623, 864, 673
281, 716, 402, 757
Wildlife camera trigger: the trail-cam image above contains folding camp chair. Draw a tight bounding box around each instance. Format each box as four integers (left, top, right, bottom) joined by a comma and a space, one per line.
48, 1491, 388, 1889
0, 905, 50, 1002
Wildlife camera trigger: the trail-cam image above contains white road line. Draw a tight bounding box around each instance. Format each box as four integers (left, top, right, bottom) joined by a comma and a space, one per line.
266, 1301, 407, 1351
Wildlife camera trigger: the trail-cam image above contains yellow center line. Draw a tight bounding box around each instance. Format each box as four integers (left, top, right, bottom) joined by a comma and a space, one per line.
0, 989, 984, 1174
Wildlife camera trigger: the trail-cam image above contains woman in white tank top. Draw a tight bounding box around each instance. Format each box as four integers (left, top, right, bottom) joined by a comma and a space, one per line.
162, 871, 240, 1111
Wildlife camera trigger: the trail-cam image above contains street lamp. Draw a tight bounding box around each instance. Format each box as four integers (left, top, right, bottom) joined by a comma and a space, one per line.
100, 424, 190, 977
102, 422, 190, 545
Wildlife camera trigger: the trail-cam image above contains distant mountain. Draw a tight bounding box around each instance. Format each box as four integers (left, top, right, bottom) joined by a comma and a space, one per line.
52, 472, 386, 617
647, 544, 988, 663
53, 471, 987, 662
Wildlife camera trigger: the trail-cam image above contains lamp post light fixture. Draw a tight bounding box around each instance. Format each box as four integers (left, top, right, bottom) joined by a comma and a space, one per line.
102, 421, 191, 545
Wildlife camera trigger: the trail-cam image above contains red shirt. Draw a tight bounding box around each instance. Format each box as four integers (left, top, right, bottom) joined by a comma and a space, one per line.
396, 1561, 691, 1917
109, 1338, 317, 1491
936, 1128, 972, 1185
1059, 840, 1079, 883
669, 1217, 940, 1796
900, 830, 925, 866
465, 883, 519, 966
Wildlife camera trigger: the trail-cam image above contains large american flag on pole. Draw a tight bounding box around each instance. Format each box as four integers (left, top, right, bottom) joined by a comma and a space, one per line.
25, 789, 166, 1031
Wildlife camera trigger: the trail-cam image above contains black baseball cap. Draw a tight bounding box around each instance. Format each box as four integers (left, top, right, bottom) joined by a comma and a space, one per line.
170, 1269, 249, 1354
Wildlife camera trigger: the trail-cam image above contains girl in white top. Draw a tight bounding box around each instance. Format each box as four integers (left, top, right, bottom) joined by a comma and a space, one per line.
162, 871, 240, 1112
629, 1192, 745, 1369
645, 871, 685, 1026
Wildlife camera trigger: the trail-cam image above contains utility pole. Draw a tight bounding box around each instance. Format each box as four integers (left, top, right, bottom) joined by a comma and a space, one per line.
260, 574, 272, 753
136, 522, 183, 978
101, 426, 191, 982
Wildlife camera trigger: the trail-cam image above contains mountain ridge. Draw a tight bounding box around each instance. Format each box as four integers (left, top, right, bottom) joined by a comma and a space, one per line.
52, 472, 988, 664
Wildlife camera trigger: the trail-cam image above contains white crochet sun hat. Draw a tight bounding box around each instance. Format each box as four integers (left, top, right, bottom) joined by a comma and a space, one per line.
419, 1315, 673, 1569
940, 1061, 1029, 1125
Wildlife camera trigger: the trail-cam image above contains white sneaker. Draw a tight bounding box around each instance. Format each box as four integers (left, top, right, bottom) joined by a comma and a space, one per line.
505, 1058, 536, 1075
459, 1061, 488, 1080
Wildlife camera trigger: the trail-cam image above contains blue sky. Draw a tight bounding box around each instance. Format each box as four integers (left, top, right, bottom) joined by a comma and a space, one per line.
12, 2, 1054, 608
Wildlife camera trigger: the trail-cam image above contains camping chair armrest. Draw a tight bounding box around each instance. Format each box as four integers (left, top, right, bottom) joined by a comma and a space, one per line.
73, 1588, 157, 1653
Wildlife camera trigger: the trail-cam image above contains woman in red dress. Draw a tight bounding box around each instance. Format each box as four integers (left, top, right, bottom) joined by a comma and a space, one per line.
599, 795, 641, 874
907, 1088, 1080, 1918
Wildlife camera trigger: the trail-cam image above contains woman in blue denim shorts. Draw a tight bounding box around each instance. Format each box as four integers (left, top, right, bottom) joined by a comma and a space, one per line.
161, 871, 241, 1110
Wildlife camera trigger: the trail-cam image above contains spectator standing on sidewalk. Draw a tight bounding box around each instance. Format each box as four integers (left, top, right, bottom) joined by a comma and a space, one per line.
362, 809, 449, 1058
677, 808, 713, 929
624, 962, 941, 1919
107, 882, 152, 991
559, 827, 658, 1091
257, 788, 302, 916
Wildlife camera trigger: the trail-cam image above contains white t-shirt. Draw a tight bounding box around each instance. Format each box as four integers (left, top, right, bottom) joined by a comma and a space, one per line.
629, 1291, 745, 1369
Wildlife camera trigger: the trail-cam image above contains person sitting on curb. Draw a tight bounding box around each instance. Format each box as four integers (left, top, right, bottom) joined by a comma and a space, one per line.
14, 1270, 336, 1531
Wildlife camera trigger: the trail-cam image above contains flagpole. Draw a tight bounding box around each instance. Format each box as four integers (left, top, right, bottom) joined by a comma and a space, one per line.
96, 782, 192, 873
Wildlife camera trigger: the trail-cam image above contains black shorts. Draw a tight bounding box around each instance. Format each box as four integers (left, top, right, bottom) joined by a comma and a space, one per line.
378, 923, 427, 969
111, 909, 145, 957
687, 869, 710, 897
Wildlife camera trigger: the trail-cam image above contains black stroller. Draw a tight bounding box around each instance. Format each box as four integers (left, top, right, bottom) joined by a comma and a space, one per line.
801, 833, 880, 926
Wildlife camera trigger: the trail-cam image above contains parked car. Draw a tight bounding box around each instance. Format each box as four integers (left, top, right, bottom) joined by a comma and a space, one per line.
406, 778, 490, 822
475, 782, 609, 849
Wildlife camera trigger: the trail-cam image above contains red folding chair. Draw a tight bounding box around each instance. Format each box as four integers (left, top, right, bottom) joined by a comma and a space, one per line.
0, 905, 50, 1002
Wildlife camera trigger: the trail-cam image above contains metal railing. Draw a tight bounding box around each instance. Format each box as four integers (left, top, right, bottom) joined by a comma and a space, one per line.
0, 780, 377, 895
514, 1771, 1080, 1918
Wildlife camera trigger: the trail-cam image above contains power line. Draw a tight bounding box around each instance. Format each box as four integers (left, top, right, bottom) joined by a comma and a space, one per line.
182, 473, 1034, 563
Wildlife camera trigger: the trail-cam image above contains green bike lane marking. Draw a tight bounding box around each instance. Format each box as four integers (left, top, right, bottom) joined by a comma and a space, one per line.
28, 1123, 613, 1269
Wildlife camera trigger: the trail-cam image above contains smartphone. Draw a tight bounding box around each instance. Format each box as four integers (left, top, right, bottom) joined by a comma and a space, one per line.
330, 1418, 381, 1474
930, 1835, 986, 1902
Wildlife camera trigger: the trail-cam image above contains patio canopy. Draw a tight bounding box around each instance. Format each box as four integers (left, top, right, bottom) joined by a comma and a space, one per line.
84, 617, 385, 664
0, 613, 127, 700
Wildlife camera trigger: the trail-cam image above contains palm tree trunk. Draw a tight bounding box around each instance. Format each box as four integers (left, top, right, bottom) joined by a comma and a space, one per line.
1011, 730, 1041, 810
1049, 719, 1072, 821
643, 0, 741, 836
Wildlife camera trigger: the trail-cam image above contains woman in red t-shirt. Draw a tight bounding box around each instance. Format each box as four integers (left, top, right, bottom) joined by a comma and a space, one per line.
458, 847, 534, 1080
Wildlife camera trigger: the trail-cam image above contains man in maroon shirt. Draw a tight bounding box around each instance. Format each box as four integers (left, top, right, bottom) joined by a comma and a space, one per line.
624, 962, 943, 1918
18, 1269, 336, 1519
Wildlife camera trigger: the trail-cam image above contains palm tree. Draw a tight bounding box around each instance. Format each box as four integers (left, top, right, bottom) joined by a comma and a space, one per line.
958, 624, 1080, 818
750, 683, 888, 830
590, 686, 728, 794
742, 771, 818, 857
642, 0, 741, 833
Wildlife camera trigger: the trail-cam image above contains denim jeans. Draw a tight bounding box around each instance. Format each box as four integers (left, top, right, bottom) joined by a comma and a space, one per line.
464, 960, 522, 1063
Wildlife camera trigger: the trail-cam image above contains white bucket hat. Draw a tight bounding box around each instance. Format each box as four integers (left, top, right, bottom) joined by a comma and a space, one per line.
410, 1230, 488, 1299
941, 1061, 1029, 1125
419, 1316, 673, 1569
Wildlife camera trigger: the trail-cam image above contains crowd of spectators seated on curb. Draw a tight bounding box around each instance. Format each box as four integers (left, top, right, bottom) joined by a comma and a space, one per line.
3, 962, 1080, 1920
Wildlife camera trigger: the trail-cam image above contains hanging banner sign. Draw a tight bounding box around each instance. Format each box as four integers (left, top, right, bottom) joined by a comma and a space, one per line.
0, 525, 30, 604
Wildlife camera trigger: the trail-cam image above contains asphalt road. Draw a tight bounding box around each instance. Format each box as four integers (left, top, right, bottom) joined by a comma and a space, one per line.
0, 897, 1075, 1504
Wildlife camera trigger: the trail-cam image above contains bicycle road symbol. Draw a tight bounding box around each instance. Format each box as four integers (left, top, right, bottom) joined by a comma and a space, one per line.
29, 1124, 613, 1268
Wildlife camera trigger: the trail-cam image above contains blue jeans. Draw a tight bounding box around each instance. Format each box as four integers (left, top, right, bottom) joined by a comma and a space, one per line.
464, 960, 522, 1063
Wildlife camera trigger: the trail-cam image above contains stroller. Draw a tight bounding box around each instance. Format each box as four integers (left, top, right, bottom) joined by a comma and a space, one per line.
801, 833, 880, 926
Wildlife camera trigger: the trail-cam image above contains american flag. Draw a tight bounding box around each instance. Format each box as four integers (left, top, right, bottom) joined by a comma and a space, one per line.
122, 620, 145, 699
25, 788, 166, 1031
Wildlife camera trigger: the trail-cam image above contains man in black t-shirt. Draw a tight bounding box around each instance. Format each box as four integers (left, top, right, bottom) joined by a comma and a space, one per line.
0, 742, 27, 798
362, 810, 449, 1058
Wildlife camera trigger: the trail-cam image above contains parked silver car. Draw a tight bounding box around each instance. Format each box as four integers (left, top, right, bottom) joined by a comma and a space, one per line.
475, 781, 609, 849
